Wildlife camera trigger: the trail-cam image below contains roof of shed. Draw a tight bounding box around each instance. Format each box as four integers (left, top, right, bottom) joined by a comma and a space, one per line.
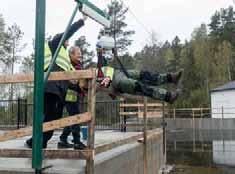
211, 81, 235, 92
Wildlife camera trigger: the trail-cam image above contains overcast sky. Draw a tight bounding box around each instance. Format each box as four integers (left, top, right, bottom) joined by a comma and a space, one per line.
0, 0, 234, 56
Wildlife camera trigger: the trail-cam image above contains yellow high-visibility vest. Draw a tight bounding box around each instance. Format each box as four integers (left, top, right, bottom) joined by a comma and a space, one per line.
101, 66, 114, 80
44, 43, 72, 71
65, 89, 78, 102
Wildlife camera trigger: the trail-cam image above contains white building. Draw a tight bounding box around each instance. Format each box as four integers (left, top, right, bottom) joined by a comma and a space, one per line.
211, 81, 235, 118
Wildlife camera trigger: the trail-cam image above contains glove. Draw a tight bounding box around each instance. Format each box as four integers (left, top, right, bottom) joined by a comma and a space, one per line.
101, 77, 111, 87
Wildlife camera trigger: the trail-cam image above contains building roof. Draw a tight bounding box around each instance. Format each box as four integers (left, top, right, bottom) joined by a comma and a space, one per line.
211, 81, 235, 93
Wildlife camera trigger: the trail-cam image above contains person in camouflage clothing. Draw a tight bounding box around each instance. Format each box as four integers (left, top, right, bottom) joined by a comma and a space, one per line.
96, 36, 183, 103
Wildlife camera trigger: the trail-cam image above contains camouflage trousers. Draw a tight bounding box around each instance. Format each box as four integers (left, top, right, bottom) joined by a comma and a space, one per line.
111, 69, 169, 101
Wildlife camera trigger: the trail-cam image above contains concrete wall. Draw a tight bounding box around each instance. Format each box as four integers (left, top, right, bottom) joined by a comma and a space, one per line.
166, 118, 235, 130
166, 118, 235, 142
92, 133, 165, 174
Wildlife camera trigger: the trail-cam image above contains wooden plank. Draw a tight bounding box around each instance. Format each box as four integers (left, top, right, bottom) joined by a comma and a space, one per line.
138, 111, 162, 118
120, 111, 138, 116
138, 129, 163, 143
0, 112, 91, 142
95, 133, 143, 154
120, 111, 162, 118
86, 69, 96, 174
122, 123, 157, 127
143, 97, 148, 174
0, 149, 92, 159
0, 69, 94, 84
120, 103, 163, 108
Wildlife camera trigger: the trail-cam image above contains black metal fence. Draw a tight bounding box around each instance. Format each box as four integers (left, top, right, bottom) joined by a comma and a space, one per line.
79, 100, 121, 130
0, 98, 28, 129
0, 99, 122, 130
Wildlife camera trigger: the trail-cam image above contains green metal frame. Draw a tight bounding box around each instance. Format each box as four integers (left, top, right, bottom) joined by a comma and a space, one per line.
76, 0, 109, 20
33, 0, 45, 172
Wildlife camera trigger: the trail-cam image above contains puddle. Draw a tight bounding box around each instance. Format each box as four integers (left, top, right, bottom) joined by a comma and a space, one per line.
166, 130, 235, 174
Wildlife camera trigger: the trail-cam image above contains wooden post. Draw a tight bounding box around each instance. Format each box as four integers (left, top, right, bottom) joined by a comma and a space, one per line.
222, 106, 224, 130
86, 69, 96, 174
173, 108, 176, 120
192, 109, 195, 152
200, 108, 204, 151
143, 97, 148, 174
17, 98, 21, 129
222, 106, 224, 120
162, 102, 166, 162
119, 98, 125, 132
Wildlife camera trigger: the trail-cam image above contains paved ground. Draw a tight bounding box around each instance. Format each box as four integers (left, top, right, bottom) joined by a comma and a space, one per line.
0, 130, 141, 149
0, 130, 142, 174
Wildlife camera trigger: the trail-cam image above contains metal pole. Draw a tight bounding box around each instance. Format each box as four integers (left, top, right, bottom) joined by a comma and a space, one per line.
44, 3, 79, 82
17, 98, 20, 129
33, 0, 46, 171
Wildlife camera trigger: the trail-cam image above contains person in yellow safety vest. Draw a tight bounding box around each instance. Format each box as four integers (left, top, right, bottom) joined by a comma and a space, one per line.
25, 15, 88, 149
58, 46, 87, 150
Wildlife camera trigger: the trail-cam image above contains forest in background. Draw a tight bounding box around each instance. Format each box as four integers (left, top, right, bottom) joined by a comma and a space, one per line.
0, 1, 235, 108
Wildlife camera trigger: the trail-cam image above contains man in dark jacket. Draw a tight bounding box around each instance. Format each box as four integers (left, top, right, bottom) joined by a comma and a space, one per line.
58, 46, 87, 150
26, 15, 87, 149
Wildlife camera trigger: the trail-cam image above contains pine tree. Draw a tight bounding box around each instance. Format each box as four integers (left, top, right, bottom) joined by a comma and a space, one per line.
74, 36, 94, 68
99, 0, 135, 55
0, 14, 6, 65
209, 11, 221, 40
21, 53, 34, 73
1, 23, 26, 101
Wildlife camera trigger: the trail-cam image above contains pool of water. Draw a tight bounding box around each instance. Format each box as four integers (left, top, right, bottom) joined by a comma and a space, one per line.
166, 130, 235, 174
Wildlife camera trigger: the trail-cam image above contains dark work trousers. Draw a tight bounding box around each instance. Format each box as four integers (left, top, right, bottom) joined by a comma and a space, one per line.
42, 92, 64, 144
27, 92, 64, 146
59, 100, 81, 144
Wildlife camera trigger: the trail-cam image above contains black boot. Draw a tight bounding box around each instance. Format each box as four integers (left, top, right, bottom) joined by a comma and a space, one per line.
167, 69, 184, 85
57, 140, 73, 149
25, 138, 47, 149
165, 89, 181, 104
74, 141, 87, 150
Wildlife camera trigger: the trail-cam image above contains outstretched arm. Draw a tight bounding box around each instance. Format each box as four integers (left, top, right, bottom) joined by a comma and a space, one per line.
49, 16, 87, 52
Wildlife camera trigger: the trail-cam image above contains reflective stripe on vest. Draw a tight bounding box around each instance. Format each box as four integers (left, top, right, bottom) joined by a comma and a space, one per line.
65, 89, 78, 102
102, 66, 114, 80
44, 43, 71, 71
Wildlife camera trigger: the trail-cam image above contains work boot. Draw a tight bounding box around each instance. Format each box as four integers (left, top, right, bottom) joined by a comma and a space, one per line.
25, 138, 47, 149
74, 141, 87, 150
57, 140, 73, 149
168, 69, 184, 85
165, 89, 181, 104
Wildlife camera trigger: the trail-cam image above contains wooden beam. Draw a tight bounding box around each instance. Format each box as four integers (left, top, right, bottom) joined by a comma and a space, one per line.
0, 112, 91, 142
95, 133, 143, 154
143, 97, 148, 174
120, 103, 163, 108
0, 149, 93, 159
96, 129, 163, 154
86, 69, 96, 174
121, 123, 157, 127
120, 111, 162, 118
0, 69, 94, 84
120, 111, 138, 116
138, 112, 162, 118
137, 129, 163, 143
